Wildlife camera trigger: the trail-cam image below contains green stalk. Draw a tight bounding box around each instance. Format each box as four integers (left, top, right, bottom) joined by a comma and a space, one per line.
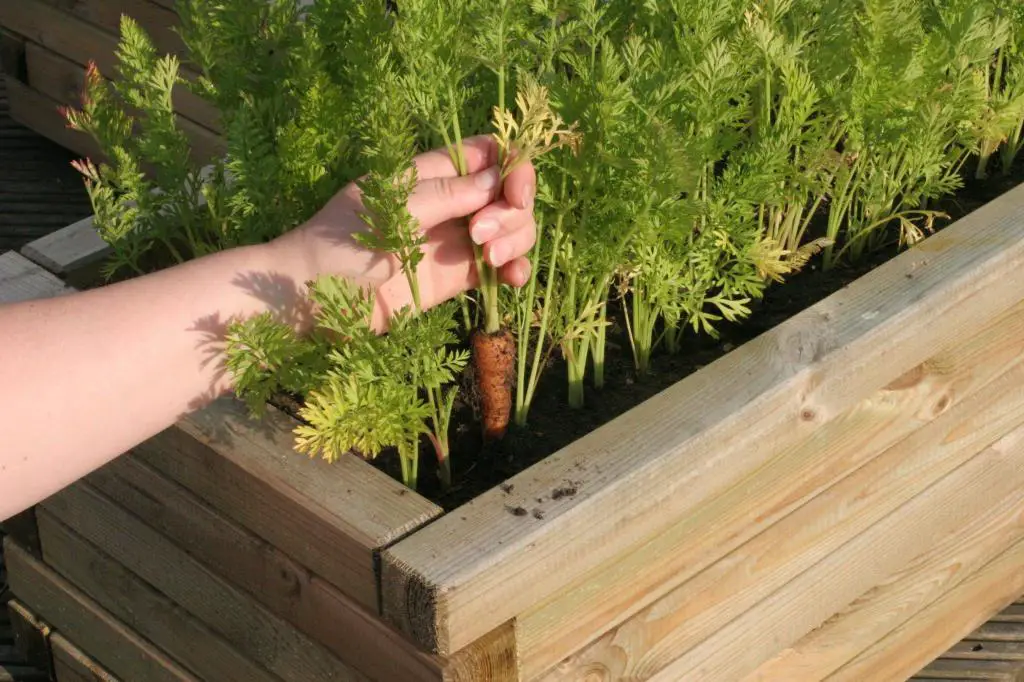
592, 299, 608, 389
515, 208, 545, 423
515, 210, 565, 426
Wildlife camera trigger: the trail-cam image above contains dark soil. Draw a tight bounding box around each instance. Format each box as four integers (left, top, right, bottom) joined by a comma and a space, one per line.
370, 158, 1024, 511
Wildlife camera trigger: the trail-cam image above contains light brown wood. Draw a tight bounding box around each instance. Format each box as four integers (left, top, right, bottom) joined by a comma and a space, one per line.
24, 42, 224, 162
828, 536, 1024, 681
133, 395, 442, 611
18, 215, 110, 280
517, 297, 1024, 680
0, 250, 69, 304
442, 622, 518, 682
6, 600, 52, 673
381, 181, 1024, 656
36, 509, 280, 682
743, 438, 1024, 680
87, 454, 444, 682
3, 76, 105, 161
2, 537, 198, 682
0, 0, 220, 132
51, 634, 119, 682
971, 622, 1024, 642
38, 482, 368, 682
46, 0, 186, 58
538, 389, 1024, 681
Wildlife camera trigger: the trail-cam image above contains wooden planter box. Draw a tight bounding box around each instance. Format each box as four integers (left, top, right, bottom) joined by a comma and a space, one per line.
3, 177, 1024, 681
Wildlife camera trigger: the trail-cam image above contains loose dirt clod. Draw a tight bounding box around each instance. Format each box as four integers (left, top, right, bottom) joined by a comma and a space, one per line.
472, 328, 516, 442
532, 508, 545, 520
506, 505, 529, 517
500, 483, 514, 494
552, 485, 578, 500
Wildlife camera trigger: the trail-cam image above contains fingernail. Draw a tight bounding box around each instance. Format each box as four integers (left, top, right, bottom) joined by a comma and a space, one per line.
471, 219, 499, 245
475, 166, 499, 191
522, 183, 535, 209
490, 244, 508, 267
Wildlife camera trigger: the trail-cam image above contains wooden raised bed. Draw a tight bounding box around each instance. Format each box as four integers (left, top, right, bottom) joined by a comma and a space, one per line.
2, 168, 1024, 681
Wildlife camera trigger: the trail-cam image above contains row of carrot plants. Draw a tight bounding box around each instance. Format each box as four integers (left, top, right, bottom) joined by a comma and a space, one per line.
65, 0, 1024, 489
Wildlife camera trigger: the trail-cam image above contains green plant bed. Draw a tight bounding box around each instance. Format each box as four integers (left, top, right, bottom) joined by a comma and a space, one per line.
370, 157, 1024, 509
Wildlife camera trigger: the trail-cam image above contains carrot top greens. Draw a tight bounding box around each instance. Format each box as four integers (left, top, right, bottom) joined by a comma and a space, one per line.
64, 0, 1024, 489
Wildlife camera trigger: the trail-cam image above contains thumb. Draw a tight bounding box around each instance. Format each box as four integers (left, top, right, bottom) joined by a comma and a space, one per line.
406, 166, 501, 229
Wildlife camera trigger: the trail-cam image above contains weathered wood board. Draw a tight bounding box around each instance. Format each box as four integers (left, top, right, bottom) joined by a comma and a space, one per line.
37, 484, 368, 682
85, 454, 444, 682
3, 537, 198, 682
51, 634, 119, 682
0, 0, 221, 133
23, 42, 224, 162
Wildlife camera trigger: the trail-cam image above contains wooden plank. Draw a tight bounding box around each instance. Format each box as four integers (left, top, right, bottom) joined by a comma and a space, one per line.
970, 622, 1024, 643
0, 250, 69, 304
0, 28, 25, 80
442, 621, 518, 682
817, 536, 1024, 679
913, 659, 1023, 680
40, 481, 372, 679
4, 76, 105, 161
39, 482, 370, 682
541, 404, 1024, 681
0, 0, 221, 133
381, 180, 1024, 656
86, 454, 445, 682
6, 601, 52, 675
517, 296, 1024, 680
19, 215, 110, 283
50, 634, 118, 682
943, 640, 1024, 662
35, 510, 280, 682
133, 396, 443, 611
24, 42, 224, 163
46, 0, 186, 59
0, 508, 42, 557
741, 430, 1024, 681
993, 605, 1024, 623
2, 537, 198, 682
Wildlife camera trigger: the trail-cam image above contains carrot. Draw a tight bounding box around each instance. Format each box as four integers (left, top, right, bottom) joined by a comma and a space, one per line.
471, 327, 517, 441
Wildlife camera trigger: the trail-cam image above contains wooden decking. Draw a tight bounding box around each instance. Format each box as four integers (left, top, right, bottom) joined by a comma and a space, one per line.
0, 78, 92, 253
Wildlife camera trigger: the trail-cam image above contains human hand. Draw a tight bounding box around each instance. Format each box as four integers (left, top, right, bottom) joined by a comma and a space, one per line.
280, 135, 537, 327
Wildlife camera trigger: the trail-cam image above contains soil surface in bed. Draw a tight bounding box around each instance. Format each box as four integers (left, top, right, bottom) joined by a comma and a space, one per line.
369, 158, 1024, 512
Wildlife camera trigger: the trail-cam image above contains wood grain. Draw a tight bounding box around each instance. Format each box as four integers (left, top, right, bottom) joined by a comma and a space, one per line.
46, 0, 186, 59
36, 510, 280, 682
642, 422, 1024, 681
381, 181, 1024, 656
537, 361, 1024, 681
38, 483, 368, 682
442, 622, 518, 682
87, 454, 444, 682
51, 634, 118, 682
3, 537, 197, 682
0, 0, 220, 132
0, 251, 69, 304
911, 658, 1023, 681
18, 215, 110, 282
517, 297, 1024, 680
133, 396, 442, 611
6, 600, 51, 675
829, 537, 1024, 681
24, 42, 224, 162
743, 445, 1024, 680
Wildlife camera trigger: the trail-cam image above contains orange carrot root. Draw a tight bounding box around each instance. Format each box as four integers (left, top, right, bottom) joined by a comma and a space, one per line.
471, 327, 516, 442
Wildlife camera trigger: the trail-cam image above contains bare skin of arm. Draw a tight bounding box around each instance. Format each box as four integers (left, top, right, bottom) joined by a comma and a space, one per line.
0, 136, 536, 519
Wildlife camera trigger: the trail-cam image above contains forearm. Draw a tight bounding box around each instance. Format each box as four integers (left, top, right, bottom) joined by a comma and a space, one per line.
0, 240, 309, 519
